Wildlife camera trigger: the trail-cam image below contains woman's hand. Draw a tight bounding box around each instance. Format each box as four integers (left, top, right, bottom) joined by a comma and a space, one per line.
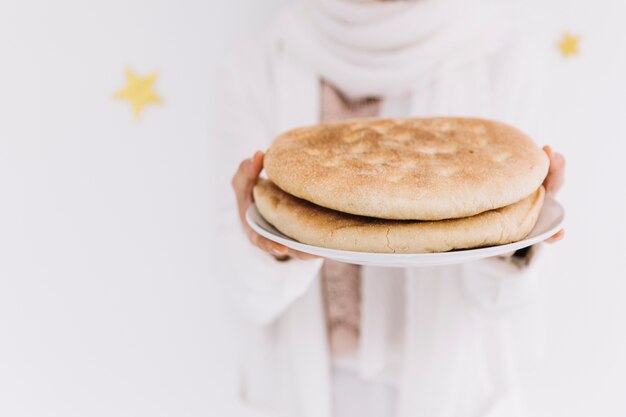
231, 150, 319, 261
542, 145, 565, 243
499, 145, 566, 258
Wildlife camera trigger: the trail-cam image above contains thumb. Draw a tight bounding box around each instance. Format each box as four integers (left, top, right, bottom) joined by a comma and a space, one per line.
250, 151, 264, 175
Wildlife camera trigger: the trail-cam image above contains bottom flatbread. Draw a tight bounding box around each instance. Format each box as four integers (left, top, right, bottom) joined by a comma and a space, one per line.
253, 179, 545, 254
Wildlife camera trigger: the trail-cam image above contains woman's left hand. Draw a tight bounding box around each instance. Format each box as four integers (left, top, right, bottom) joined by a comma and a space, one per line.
499, 145, 566, 258
542, 145, 566, 243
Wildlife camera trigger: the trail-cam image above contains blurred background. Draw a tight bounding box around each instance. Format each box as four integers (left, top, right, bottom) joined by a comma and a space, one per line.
0, 0, 624, 416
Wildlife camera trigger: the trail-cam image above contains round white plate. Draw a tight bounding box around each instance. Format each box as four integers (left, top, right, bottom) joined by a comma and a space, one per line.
246, 196, 564, 267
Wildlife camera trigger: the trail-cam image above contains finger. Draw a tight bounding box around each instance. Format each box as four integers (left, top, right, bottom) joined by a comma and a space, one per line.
553, 153, 565, 168
549, 229, 565, 241
498, 251, 516, 259
545, 175, 563, 195
232, 159, 258, 206
243, 151, 264, 183
233, 152, 265, 208
542, 146, 554, 190
553, 156, 566, 185
243, 151, 264, 194
253, 238, 319, 260
546, 229, 565, 243
247, 225, 319, 260
549, 175, 565, 195
232, 159, 251, 191
233, 151, 264, 189
546, 157, 566, 195
543, 145, 553, 161
287, 248, 321, 260
549, 154, 565, 175
544, 146, 563, 175
252, 232, 289, 256
248, 151, 265, 203
250, 151, 264, 176
542, 147, 566, 195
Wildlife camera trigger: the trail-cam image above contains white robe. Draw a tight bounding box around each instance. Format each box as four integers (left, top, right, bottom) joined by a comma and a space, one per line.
210, 21, 549, 417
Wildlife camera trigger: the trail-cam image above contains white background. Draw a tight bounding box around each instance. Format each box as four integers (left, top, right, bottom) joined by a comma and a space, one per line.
0, 1, 624, 416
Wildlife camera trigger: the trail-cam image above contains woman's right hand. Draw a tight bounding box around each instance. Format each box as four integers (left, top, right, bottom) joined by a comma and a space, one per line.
231, 150, 320, 261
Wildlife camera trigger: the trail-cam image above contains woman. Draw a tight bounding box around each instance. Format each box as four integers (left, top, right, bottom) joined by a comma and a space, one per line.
211, 1, 565, 416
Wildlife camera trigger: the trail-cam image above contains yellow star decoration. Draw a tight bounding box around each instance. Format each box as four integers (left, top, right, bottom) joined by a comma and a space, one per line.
114, 67, 162, 119
557, 32, 580, 58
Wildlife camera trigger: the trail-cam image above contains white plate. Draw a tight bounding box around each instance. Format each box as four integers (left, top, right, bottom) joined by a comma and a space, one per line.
246, 196, 564, 267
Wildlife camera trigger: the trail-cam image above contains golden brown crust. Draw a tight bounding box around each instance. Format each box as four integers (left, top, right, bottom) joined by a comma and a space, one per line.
253, 179, 545, 254
264, 117, 549, 220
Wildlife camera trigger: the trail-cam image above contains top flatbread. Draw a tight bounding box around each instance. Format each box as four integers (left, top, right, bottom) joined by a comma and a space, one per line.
264, 118, 549, 220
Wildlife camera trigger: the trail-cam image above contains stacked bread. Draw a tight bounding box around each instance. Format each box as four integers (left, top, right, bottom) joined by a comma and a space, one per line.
253, 118, 549, 253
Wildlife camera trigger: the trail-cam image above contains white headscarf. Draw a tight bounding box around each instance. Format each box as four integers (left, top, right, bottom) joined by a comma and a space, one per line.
275, 0, 514, 99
